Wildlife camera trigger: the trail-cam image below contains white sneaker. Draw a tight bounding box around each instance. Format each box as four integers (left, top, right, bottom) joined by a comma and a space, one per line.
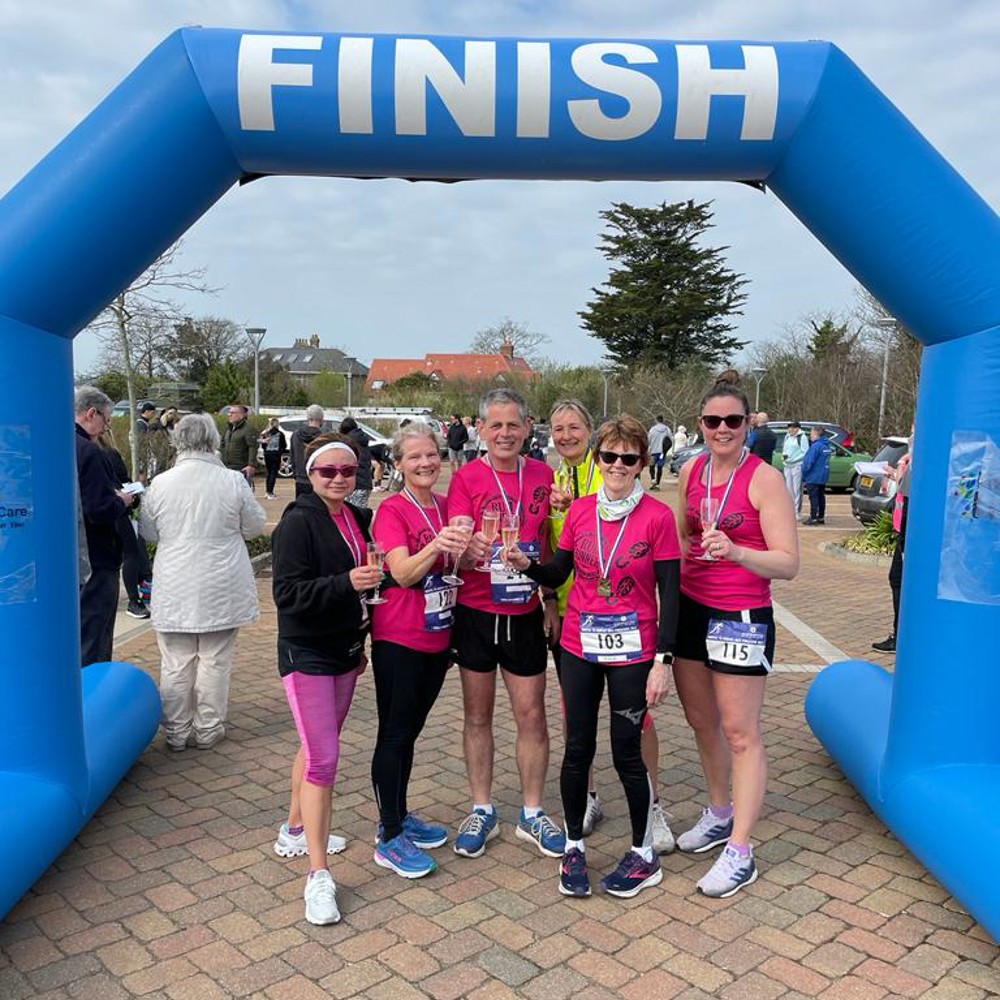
697, 844, 758, 898
304, 869, 340, 924
581, 793, 604, 837
274, 823, 347, 858
266, 493, 277, 499
651, 802, 676, 854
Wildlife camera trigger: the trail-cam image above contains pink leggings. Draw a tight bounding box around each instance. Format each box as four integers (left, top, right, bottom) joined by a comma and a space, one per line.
283, 670, 359, 787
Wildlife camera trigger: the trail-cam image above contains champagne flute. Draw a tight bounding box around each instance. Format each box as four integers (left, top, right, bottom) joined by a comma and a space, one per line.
478, 509, 501, 572
365, 541, 388, 604
443, 515, 474, 585
501, 513, 520, 574
549, 467, 571, 518
699, 497, 721, 561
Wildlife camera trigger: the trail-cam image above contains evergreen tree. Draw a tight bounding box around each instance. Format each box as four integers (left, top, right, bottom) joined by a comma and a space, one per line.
808, 316, 857, 360
580, 200, 749, 369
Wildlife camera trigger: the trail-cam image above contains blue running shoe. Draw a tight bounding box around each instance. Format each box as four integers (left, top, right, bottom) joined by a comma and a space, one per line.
453, 808, 500, 858
601, 851, 663, 898
676, 807, 734, 854
403, 813, 448, 849
696, 844, 758, 898
559, 847, 591, 897
515, 810, 566, 858
374, 833, 437, 879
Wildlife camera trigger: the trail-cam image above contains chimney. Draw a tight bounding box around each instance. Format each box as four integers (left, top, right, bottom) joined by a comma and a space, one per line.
499, 340, 514, 359
310, 334, 320, 348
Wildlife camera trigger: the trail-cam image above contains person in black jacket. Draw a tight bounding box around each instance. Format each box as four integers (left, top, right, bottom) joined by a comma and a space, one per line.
749, 413, 777, 465
271, 432, 383, 926
258, 417, 288, 499
74, 386, 134, 666
291, 404, 326, 497
339, 416, 373, 507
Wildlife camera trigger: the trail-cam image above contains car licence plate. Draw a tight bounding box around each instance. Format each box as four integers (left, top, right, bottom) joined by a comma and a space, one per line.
859, 476, 874, 489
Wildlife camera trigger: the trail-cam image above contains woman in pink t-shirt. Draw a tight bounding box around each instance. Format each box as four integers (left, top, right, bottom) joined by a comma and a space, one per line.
369, 422, 470, 880
673, 381, 798, 900
506, 416, 681, 900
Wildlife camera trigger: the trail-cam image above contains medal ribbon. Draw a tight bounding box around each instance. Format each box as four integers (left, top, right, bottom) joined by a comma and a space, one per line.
595, 506, 631, 584
564, 451, 597, 499
331, 507, 364, 566
705, 447, 749, 526
486, 455, 523, 520
402, 488, 444, 536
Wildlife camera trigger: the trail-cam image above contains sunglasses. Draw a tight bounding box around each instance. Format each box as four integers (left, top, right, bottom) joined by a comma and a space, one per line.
597, 450, 643, 467
700, 414, 747, 430
312, 464, 358, 480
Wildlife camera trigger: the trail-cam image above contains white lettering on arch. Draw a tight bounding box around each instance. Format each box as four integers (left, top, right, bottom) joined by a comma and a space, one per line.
567, 43, 662, 142
238, 34, 323, 132
395, 39, 496, 137
338, 37, 374, 134
674, 44, 778, 141
516, 42, 551, 138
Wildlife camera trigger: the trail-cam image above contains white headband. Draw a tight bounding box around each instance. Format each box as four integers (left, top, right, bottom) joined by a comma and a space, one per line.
306, 441, 357, 473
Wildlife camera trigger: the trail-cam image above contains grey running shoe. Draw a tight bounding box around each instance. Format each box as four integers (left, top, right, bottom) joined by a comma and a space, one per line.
581, 794, 604, 837
676, 807, 734, 854
696, 844, 758, 898
303, 869, 341, 924
651, 802, 676, 854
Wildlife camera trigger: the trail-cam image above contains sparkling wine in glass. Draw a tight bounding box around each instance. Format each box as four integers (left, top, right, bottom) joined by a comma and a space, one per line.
501, 513, 520, 574
699, 497, 721, 561
478, 509, 501, 572
365, 542, 388, 604
444, 515, 474, 585
549, 468, 571, 518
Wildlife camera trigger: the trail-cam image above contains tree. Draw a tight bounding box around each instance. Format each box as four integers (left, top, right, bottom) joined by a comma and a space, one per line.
86, 241, 216, 476
580, 200, 749, 370
311, 371, 346, 407
808, 315, 858, 360
160, 316, 248, 385
470, 317, 550, 367
201, 361, 251, 414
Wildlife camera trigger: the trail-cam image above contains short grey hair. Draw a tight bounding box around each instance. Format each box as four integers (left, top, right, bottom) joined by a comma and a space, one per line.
550, 398, 593, 432
74, 386, 112, 416
306, 404, 324, 423
391, 420, 442, 464
479, 388, 527, 422
174, 413, 220, 454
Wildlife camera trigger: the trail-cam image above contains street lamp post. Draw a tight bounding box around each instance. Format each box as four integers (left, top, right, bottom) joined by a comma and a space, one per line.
875, 317, 895, 439
345, 370, 353, 411
245, 326, 267, 413
751, 367, 769, 411
600, 370, 613, 418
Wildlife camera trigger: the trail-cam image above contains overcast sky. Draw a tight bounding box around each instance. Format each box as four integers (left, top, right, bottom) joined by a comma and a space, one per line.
2, 1, 998, 378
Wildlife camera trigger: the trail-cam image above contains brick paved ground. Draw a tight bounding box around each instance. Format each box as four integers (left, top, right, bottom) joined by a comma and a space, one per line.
3, 477, 998, 998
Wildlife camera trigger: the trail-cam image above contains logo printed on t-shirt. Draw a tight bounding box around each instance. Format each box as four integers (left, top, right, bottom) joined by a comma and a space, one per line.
528, 484, 549, 516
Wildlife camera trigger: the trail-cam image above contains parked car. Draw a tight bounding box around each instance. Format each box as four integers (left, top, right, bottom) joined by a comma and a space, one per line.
850, 436, 909, 525
766, 420, 857, 450
257, 414, 391, 477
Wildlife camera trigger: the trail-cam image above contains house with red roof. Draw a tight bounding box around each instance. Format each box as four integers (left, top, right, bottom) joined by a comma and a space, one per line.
366, 341, 536, 391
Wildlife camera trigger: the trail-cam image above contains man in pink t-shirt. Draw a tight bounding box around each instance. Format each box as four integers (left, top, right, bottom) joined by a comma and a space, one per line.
447, 389, 565, 861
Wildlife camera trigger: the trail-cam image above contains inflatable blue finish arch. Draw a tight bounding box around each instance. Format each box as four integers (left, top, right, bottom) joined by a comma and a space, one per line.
1, 29, 998, 935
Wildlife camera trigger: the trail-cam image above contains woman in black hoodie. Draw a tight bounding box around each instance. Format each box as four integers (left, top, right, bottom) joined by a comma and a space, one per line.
270, 432, 383, 926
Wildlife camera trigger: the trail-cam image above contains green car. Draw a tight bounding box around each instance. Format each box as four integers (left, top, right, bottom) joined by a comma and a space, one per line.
772, 432, 871, 492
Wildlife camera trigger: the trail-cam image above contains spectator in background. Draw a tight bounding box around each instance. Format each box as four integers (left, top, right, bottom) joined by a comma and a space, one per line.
749, 413, 777, 465
801, 426, 833, 525
221, 404, 257, 485
259, 417, 287, 499
134, 401, 157, 483
339, 416, 373, 507
75, 386, 135, 666
746, 413, 759, 450
647, 415, 673, 491
463, 416, 479, 465
446, 413, 469, 473
292, 404, 326, 497
673, 424, 690, 454
780, 420, 807, 514
140, 414, 266, 751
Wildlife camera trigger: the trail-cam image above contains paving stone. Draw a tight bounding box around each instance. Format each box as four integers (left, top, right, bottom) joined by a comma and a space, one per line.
478, 944, 542, 988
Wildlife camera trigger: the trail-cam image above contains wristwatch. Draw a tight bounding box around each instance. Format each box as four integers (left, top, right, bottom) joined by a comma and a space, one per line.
654, 652, 675, 666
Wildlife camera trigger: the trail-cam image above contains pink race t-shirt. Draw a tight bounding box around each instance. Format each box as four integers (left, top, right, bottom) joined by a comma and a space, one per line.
447, 455, 553, 616
558, 493, 681, 663
371, 491, 452, 653
682, 452, 772, 610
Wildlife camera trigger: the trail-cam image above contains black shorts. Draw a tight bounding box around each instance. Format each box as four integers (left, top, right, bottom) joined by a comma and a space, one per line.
675, 592, 775, 677
452, 604, 548, 677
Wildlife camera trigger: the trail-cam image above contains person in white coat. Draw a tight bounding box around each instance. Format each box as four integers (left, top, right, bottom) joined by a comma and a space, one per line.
140, 414, 267, 750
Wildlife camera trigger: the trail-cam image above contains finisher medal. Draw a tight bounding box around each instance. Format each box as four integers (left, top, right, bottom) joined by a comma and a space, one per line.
597, 577, 613, 598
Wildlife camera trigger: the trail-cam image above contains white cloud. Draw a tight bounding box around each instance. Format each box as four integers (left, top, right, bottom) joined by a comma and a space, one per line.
1, 1, 997, 376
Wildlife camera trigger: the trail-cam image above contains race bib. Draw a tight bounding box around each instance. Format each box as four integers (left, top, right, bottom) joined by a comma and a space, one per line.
706, 618, 770, 671
490, 541, 541, 604
580, 611, 643, 663
423, 573, 457, 631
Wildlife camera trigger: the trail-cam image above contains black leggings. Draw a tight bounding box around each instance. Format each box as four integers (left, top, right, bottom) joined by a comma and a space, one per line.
559, 650, 653, 845
371, 641, 450, 841
116, 515, 151, 604
889, 497, 908, 634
